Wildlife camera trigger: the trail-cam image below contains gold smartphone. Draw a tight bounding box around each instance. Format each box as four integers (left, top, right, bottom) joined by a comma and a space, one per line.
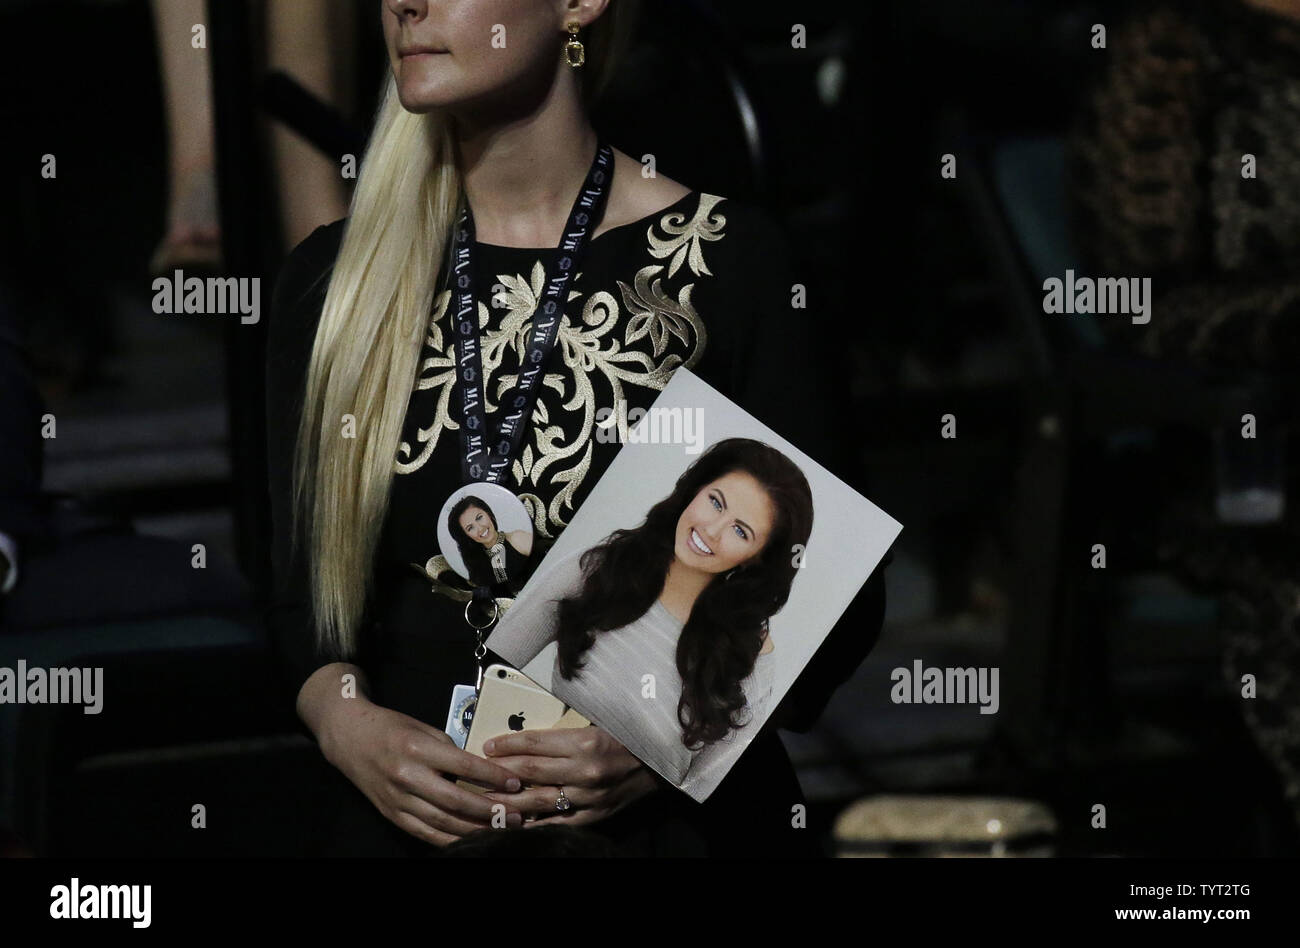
464, 664, 568, 758
458, 664, 590, 792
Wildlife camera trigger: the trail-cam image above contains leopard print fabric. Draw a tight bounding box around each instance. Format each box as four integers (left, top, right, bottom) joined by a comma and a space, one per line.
1068, 0, 1300, 834
1069, 1, 1300, 368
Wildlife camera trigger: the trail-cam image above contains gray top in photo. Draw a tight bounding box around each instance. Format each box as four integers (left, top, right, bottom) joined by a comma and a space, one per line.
496, 550, 776, 792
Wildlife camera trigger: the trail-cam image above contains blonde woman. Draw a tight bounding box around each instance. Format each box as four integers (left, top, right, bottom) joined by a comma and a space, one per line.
265, 0, 886, 856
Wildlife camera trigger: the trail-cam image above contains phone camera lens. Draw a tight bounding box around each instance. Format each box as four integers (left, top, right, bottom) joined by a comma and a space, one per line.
496, 668, 507, 679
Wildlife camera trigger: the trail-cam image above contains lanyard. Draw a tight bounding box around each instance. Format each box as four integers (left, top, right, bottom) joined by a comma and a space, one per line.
450, 141, 615, 486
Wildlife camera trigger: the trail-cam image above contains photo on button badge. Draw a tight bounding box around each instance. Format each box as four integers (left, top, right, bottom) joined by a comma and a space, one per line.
437, 482, 538, 598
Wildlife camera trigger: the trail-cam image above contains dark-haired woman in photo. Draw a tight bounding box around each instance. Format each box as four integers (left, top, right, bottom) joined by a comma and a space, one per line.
498, 438, 813, 796
447, 496, 534, 595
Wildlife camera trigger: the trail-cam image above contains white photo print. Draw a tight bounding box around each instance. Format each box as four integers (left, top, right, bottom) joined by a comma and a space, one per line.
487, 369, 902, 802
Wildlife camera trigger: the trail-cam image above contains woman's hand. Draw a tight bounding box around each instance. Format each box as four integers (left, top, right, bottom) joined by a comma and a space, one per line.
318, 695, 528, 846
480, 726, 659, 826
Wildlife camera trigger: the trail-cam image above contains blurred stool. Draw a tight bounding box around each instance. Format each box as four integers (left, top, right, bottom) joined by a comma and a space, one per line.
834, 794, 1058, 857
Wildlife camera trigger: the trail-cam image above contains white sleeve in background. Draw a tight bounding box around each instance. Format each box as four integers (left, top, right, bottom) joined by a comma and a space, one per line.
0, 531, 18, 595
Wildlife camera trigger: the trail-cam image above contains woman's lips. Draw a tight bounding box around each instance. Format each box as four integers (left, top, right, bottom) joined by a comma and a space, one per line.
689, 528, 713, 556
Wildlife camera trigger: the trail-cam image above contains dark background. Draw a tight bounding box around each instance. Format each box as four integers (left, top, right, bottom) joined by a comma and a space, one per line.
0, 0, 1296, 857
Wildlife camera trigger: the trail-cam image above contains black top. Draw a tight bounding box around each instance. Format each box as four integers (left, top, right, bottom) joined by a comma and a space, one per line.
471, 535, 534, 598
264, 188, 890, 856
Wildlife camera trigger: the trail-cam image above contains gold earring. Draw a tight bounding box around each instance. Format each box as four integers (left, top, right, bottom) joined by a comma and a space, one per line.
565, 21, 585, 67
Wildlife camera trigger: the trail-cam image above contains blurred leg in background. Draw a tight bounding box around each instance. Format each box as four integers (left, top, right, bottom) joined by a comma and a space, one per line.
266, 0, 353, 249
152, 0, 355, 269
150, 0, 222, 275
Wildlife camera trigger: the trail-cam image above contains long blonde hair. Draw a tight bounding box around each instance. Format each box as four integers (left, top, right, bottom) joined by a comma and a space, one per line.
290, 5, 638, 659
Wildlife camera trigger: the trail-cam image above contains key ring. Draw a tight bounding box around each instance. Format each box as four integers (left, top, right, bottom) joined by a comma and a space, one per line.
464, 599, 499, 630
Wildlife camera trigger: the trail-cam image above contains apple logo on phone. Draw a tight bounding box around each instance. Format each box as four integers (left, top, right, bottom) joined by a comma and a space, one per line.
507, 711, 526, 731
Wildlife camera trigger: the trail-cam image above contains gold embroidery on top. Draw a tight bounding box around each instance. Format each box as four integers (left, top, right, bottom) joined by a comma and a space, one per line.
620, 267, 707, 363
395, 294, 456, 474
647, 192, 727, 278
408, 555, 515, 613
395, 192, 724, 537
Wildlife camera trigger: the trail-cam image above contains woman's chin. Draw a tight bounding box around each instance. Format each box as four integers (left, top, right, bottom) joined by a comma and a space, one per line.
395, 82, 460, 114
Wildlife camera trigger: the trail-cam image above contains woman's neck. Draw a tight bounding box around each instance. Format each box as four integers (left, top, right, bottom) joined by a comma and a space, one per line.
658, 558, 712, 624
452, 83, 599, 248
